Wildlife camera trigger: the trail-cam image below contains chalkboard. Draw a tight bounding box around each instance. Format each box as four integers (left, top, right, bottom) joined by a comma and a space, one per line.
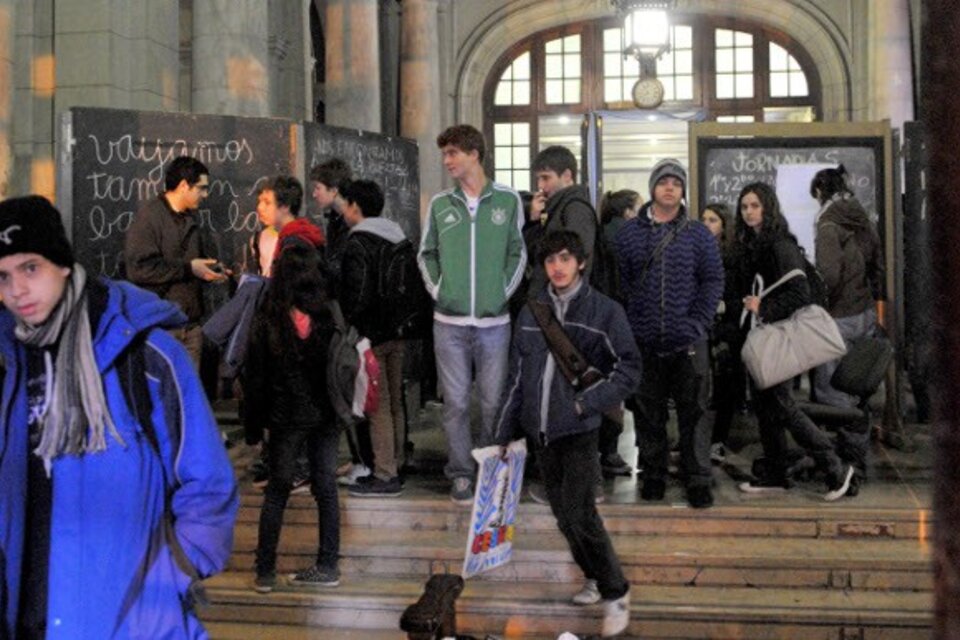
62, 107, 295, 279
696, 137, 884, 220
303, 123, 421, 240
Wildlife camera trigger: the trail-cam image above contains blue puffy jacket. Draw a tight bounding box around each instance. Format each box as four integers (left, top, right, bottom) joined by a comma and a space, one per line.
493, 283, 640, 446
0, 279, 239, 639
615, 204, 724, 354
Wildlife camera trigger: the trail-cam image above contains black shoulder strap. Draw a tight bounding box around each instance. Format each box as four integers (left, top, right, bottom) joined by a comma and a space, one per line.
116, 333, 207, 609
637, 216, 690, 286
527, 300, 601, 389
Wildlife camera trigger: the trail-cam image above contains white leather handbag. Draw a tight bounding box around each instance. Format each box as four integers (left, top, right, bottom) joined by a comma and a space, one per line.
740, 269, 847, 390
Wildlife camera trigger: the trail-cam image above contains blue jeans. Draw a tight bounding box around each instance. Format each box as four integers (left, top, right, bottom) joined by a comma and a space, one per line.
433, 321, 511, 480
812, 307, 877, 477
814, 308, 877, 408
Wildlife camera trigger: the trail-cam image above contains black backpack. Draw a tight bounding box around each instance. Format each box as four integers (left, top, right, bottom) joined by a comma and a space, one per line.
561, 197, 621, 302
376, 238, 432, 340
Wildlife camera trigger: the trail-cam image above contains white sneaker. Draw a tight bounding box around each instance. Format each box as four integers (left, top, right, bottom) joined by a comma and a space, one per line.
571, 579, 601, 605
601, 590, 630, 637
337, 463, 371, 487
824, 465, 855, 502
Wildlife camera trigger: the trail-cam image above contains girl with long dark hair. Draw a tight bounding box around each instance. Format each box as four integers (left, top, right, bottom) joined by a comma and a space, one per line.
243, 245, 342, 591
732, 183, 854, 500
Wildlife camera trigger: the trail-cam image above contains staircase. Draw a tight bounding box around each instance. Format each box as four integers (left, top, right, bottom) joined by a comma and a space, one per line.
200, 465, 932, 639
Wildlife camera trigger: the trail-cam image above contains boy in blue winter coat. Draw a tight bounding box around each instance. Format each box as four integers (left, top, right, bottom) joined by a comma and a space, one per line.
0, 196, 238, 639
494, 230, 640, 638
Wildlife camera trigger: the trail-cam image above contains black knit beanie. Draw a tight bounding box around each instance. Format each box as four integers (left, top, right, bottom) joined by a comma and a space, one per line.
0, 196, 75, 267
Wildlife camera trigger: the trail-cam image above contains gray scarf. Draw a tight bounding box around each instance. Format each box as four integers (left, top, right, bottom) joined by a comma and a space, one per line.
15, 264, 123, 465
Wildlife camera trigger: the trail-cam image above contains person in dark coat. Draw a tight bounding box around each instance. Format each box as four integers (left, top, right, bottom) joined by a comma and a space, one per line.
615, 159, 723, 508
699, 202, 744, 464
810, 165, 885, 483
124, 156, 228, 366
244, 245, 342, 592
731, 182, 855, 501
494, 230, 638, 638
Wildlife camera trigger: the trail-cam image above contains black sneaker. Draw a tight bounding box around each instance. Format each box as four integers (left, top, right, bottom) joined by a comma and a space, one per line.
250, 460, 269, 489
601, 453, 633, 477
348, 476, 403, 498
640, 478, 666, 501
687, 485, 714, 509
253, 572, 276, 593
289, 564, 340, 587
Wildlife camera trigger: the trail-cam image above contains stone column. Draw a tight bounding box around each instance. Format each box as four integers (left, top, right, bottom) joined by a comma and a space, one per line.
325, 0, 381, 131
0, 0, 13, 198
925, 2, 960, 637
400, 0, 442, 222
869, 0, 915, 131
192, 0, 270, 116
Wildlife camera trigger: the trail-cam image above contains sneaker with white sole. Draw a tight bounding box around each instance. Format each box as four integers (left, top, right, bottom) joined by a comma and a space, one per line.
289, 475, 311, 495
450, 477, 473, 505
337, 463, 372, 487
601, 589, 630, 637
572, 579, 601, 605
824, 465, 855, 502
709, 442, 727, 464
253, 572, 276, 594
737, 477, 788, 494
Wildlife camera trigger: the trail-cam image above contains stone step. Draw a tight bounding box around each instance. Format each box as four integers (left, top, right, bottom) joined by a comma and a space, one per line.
204, 621, 404, 640
237, 490, 931, 540
200, 573, 931, 640
226, 525, 930, 592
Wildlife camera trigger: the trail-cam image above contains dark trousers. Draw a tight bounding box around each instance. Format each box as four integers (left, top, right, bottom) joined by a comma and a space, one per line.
754, 381, 844, 484
256, 427, 340, 575
598, 414, 623, 458
634, 340, 712, 487
711, 339, 746, 445
540, 430, 629, 601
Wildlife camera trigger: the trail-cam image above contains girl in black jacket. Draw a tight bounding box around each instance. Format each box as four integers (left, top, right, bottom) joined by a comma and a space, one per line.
244, 245, 342, 591
731, 183, 854, 501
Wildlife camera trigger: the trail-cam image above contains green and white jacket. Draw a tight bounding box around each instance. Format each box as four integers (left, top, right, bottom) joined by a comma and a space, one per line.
418, 180, 526, 326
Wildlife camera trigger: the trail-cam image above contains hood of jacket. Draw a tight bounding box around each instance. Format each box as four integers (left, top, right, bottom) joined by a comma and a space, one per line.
636, 199, 689, 227
350, 216, 406, 243
278, 217, 326, 251
819, 194, 871, 232
546, 183, 592, 216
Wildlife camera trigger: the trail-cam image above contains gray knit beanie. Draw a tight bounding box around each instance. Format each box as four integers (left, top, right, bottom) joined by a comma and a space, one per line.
648, 158, 687, 197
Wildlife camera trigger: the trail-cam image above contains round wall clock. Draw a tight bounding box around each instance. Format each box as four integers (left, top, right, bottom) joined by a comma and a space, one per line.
632, 77, 665, 109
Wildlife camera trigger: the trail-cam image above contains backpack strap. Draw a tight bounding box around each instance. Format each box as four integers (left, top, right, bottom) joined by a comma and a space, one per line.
637, 216, 690, 286
115, 333, 207, 613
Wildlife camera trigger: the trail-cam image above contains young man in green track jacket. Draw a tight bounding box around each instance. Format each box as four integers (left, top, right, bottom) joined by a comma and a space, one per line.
417, 124, 527, 505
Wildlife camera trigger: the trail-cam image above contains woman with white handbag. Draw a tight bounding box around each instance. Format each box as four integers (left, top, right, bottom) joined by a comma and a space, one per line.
730, 182, 855, 501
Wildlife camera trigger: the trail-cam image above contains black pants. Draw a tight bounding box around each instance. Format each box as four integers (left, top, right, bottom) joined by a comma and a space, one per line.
598, 414, 623, 458
256, 427, 340, 575
753, 381, 845, 484
711, 338, 746, 445
540, 430, 629, 601
634, 340, 711, 487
